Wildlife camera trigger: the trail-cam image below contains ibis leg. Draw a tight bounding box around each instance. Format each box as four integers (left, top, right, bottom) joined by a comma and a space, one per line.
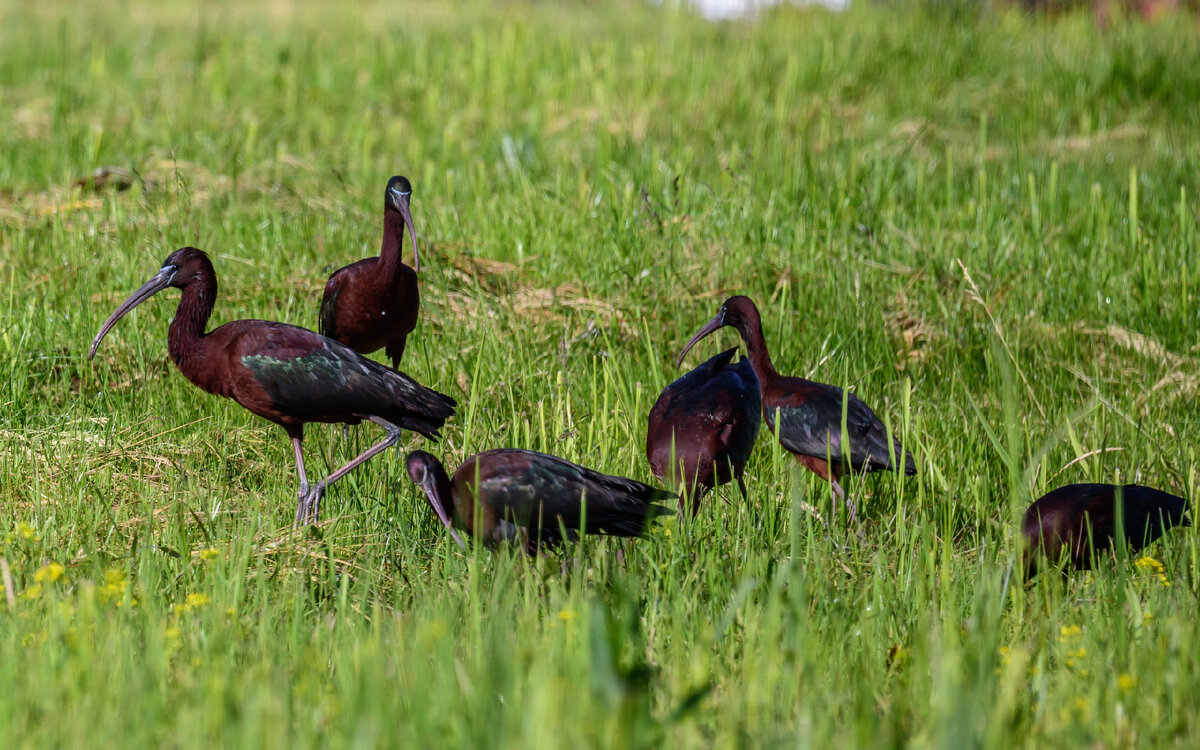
829, 477, 864, 539
288, 430, 312, 529
829, 477, 857, 522
829, 476, 846, 502
303, 418, 404, 522
794, 454, 857, 526
737, 476, 749, 500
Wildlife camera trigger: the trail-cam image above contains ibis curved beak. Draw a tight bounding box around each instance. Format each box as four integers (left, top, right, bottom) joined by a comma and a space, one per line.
388, 186, 420, 272
88, 265, 177, 360
674, 309, 727, 369
417, 472, 466, 551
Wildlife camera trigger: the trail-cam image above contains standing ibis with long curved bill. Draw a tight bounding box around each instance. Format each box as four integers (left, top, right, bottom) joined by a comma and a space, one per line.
88, 247, 456, 526
647, 346, 761, 514
405, 449, 674, 553
1022, 483, 1190, 578
320, 175, 422, 369
676, 296, 915, 521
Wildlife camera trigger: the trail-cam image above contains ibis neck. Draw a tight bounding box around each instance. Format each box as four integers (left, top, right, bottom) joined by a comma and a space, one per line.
380, 210, 408, 275
168, 278, 217, 375
737, 318, 777, 382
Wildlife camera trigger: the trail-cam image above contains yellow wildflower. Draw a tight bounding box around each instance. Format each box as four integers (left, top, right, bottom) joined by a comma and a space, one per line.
99, 569, 128, 605
1134, 556, 1165, 574
1118, 673, 1137, 692
1059, 625, 1082, 640
1135, 556, 1171, 586
199, 548, 220, 562
19, 583, 43, 601
557, 609, 578, 622
34, 562, 66, 584
173, 592, 211, 616
1065, 646, 1089, 670
17, 522, 37, 541
185, 593, 210, 608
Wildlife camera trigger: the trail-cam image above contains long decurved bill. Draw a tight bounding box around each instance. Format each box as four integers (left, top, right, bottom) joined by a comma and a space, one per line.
390, 186, 421, 272
674, 311, 727, 369
418, 476, 466, 550
88, 265, 176, 360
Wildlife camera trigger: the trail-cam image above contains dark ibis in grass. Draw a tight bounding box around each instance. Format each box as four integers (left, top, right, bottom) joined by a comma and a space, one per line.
646, 346, 760, 513
88, 247, 456, 526
405, 449, 674, 553
676, 296, 915, 520
319, 175, 421, 368
1022, 483, 1190, 578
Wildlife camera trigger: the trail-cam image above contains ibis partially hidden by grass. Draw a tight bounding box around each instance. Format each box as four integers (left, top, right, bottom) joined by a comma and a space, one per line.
646, 346, 760, 513
1022, 483, 1191, 577
406, 448, 673, 552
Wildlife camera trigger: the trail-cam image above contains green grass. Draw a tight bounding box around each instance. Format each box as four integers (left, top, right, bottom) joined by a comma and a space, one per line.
3, 0, 1200, 745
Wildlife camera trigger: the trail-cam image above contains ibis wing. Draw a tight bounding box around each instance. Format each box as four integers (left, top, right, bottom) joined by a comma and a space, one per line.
317, 278, 342, 339
1113, 485, 1189, 550
770, 382, 900, 472
700, 347, 739, 377
650, 351, 761, 469
477, 450, 672, 538
1074, 495, 1117, 559
234, 323, 454, 428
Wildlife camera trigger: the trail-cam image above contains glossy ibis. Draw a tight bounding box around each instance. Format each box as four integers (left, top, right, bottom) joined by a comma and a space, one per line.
405, 449, 673, 553
676, 296, 915, 520
88, 247, 456, 526
1022, 483, 1190, 577
646, 347, 760, 513
319, 175, 421, 368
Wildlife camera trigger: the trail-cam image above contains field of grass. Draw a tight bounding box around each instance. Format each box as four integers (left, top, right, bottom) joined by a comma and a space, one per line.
3, 0, 1200, 745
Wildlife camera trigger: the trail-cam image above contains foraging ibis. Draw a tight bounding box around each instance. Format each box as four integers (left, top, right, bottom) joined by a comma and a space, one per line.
405, 449, 673, 553
1022, 483, 1190, 577
88, 247, 456, 525
646, 346, 760, 513
319, 175, 421, 368
676, 296, 915, 519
